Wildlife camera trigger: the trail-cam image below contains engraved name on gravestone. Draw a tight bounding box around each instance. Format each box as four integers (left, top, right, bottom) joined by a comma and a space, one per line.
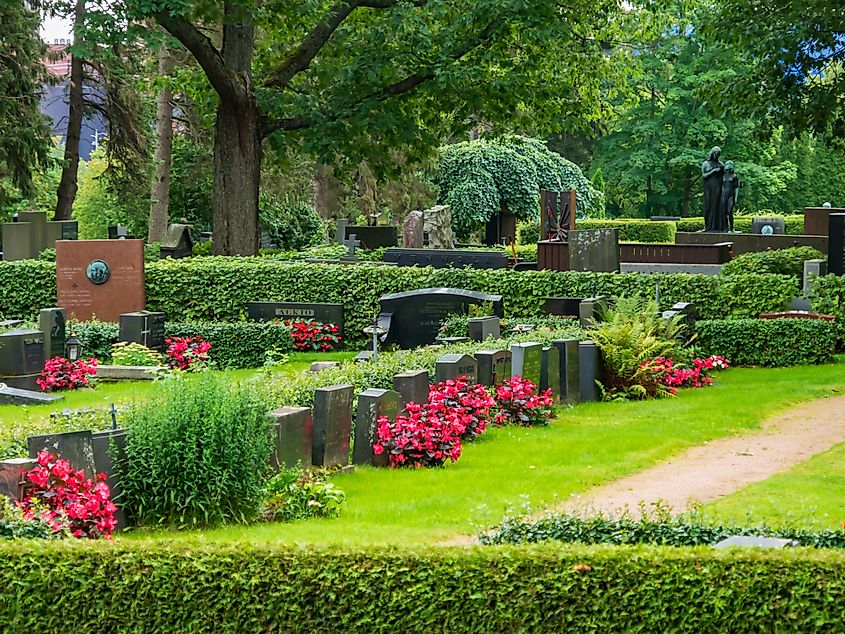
269, 406, 313, 469
475, 350, 512, 387
435, 354, 477, 384
353, 389, 403, 466
312, 385, 354, 468
56, 240, 145, 322
247, 302, 344, 336
0, 329, 45, 391
510, 342, 542, 386
377, 288, 504, 349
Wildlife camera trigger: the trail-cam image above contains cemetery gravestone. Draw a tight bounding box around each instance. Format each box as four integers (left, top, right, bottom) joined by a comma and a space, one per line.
578, 341, 602, 402
393, 370, 430, 406
0, 458, 36, 500
119, 311, 166, 351
377, 288, 504, 349
540, 346, 562, 401
343, 226, 398, 250
435, 354, 477, 384
28, 430, 96, 476
422, 204, 454, 248
829, 214, 845, 276
804, 207, 845, 236
545, 297, 583, 318
91, 429, 129, 528
0, 329, 45, 391
468, 316, 500, 342
511, 342, 542, 386
579, 296, 609, 328
752, 217, 785, 235
569, 228, 620, 273
475, 350, 512, 387
334, 219, 349, 244
383, 248, 508, 269
552, 339, 580, 404
45, 220, 78, 245
403, 210, 424, 248
247, 302, 344, 337
803, 259, 828, 293
269, 406, 313, 469
159, 224, 194, 259
312, 385, 354, 468
39, 307, 66, 360
0, 384, 62, 405
56, 239, 145, 322
353, 389, 403, 465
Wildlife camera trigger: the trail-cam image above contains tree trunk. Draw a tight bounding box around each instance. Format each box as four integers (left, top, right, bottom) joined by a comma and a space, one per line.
148, 47, 175, 243
312, 163, 332, 219
148, 47, 174, 242
54, 0, 85, 221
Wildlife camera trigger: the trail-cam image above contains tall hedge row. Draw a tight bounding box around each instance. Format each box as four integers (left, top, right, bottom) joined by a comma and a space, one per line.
677, 215, 805, 235
1, 543, 844, 632
0, 259, 796, 347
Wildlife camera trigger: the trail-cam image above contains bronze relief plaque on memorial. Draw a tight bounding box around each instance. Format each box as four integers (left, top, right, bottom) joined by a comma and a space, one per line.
56, 240, 145, 322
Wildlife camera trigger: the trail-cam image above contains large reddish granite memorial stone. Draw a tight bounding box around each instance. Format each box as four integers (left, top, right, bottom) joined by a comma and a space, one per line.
56, 240, 145, 322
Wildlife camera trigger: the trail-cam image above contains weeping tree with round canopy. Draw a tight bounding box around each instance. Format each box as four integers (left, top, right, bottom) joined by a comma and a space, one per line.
439, 136, 605, 241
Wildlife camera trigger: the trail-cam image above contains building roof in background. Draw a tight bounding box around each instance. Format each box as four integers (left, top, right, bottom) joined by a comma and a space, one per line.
44, 43, 70, 78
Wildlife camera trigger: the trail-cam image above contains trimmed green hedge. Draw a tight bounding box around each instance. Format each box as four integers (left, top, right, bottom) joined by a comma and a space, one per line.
1, 542, 845, 632
0, 259, 797, 347
576, 219, 676, 243
721, 246, 824, 284
677, 215, 805, 235
695, 318, 837, 366
808, 273, 845, 339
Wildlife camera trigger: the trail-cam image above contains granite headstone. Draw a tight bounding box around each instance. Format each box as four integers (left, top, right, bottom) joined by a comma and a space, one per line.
119, 311, 166, 351
435, 353, 477, 384
0, 329, 45, 391
475, 349, 512, 387
578, 341, 602, 402
38, 307, 66, 360
467, 316, 501, 342
540, 345, 562, 401
269, 406, 313, 469
28, 430, 96, 476
353, 389, 403, 465
569, 228, 620, 273
247, 301, 344, 337
392, 370, 430, 406
511, 342, 542, 386
552, 339, 580, 404
312, 385, 354, 467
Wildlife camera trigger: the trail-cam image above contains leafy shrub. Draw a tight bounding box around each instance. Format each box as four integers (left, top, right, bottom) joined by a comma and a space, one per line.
0, 498, 57, 540
71, 320, 119, 361
695, 318, 836, 366
21, 450, 117, 539
165, 321, 296, 369
192, 241, 213, 256
286, 319, 341, 352
576, 219, 676, 243
36, 357, 97, 392
809, 273, 845, 339
164, 336, 211, 371
517, 222, 540, 245
648, 355, 730, 394
259, 195, 323, 251
261, 467, 346, 522
374, 402, 463, 468
428, 377, 495, 440
494, 377, 554, 426
721, 246, 824, 285
118, 374, 273, 527
110, 342, 163, 367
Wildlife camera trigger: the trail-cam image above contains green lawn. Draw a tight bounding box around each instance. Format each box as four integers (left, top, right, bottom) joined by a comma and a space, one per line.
121, 361, 845, 547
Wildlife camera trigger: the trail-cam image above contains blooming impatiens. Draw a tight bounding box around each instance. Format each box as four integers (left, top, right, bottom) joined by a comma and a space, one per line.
374, 402, 463, 468
494, 376, 554, 427
284, 319, 342, 352
165, 336, 212, 371
427, 377, 495, 439
36, 356, 97, 392
19, 450, 117, 539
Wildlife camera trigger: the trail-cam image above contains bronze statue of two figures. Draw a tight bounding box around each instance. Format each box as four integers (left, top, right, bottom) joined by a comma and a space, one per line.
702, 147, 739, 232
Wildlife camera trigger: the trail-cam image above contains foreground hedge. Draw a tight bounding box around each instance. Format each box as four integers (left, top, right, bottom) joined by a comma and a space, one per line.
0, 259, 797, 347
695, 318, 836, 366
1, 542, 844, 632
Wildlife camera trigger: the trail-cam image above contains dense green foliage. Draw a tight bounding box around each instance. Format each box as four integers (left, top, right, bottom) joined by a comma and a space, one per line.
482, 510, 845, 549
261, 467, 346, 523
119, 374, 273, 527
258, 196, 324, 252
439, 136, 605, 237
2, 542, 845, 631
577, 219, 676, 243
676, 215, 805, 235
807, 274, 845, 338
721, 247, 824, 285
439, 314, 582, 338
695, 319, 836, 367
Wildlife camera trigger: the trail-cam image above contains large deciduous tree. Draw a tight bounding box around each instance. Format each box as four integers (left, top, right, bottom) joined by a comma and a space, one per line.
118, 0, 630, 255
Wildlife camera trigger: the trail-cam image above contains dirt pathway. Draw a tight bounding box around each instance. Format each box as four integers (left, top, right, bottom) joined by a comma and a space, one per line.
560, 393, 845, 516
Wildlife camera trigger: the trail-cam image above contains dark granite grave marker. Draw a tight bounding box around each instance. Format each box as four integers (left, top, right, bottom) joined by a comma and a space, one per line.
343, 225, 398, 249
475, 349, 511, 387
312, 385, 354, 467
552, 339, 580, 404
159, 224, 194, 259
578, 341, 602, 402
353, 389, 403, 465
28, 430, 96, 475
39, 307, 66, 360
392, 369, 430, 406
354, 351, 374, 363
468, 316, 500, 342
569, 228, 620, 272
579, 296, 609, 328
45, 219, 78, 244
0, 458, 36, 500
511, 342, 542, 386
829, 214, 845, 276
378, 288, 504, 349
435, 353, 477, 384
119, 311, 166, 351
247, 301, 344, 336
383, 248, 507, 269
540, 346, 562, 401
751, 217, 785, 235
0, 329, 45, 391
91, 429, 129, 528
269, 406, 313, 469
545, 297, 583, 318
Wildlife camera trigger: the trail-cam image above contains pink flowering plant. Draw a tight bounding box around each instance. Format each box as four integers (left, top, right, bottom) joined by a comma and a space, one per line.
427, 377, 495, 439
494, 376, 555, 427
19, 450, 118, 539
374, 402, 463, 468
36, 356, 97, 392
647, 355, 730, 394
284, 319, 342, 352
165, 336, 212, 371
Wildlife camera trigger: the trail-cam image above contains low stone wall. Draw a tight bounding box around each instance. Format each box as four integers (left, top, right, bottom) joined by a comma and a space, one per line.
676, 231, 828, 255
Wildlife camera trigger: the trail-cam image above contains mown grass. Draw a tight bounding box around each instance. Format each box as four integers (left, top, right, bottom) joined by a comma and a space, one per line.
123, 361, 845, 547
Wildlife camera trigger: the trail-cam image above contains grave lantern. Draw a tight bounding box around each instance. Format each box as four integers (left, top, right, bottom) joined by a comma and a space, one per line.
65, 332, 83, 361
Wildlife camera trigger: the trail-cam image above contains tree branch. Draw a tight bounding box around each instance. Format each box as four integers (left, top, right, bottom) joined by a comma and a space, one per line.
154, 11, 245, 104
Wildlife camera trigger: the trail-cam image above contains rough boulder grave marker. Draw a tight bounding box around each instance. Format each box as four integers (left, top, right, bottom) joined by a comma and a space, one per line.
269, 406, 313, 469
511, 342, 542, 386
377, 288, 503, 349
56, 239, 145, 322
403, 211, 424, 248
0, 329, 45, 391
312, 385, 354, 468
353, 389, 403, 465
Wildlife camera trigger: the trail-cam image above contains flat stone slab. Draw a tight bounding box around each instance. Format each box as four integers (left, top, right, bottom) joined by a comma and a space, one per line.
96, 365, 168, 381
0, 385, 63, 406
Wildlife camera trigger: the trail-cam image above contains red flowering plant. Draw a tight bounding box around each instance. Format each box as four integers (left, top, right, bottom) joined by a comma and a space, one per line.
647, 355, 730, 394
427, 377, 495, 440
165, 336, 212, 371
19, 450, 118, 539
36, 356, 97, 392
494, 376, 555, 427
373, 402, 463, 468
284, 319, 342, 352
